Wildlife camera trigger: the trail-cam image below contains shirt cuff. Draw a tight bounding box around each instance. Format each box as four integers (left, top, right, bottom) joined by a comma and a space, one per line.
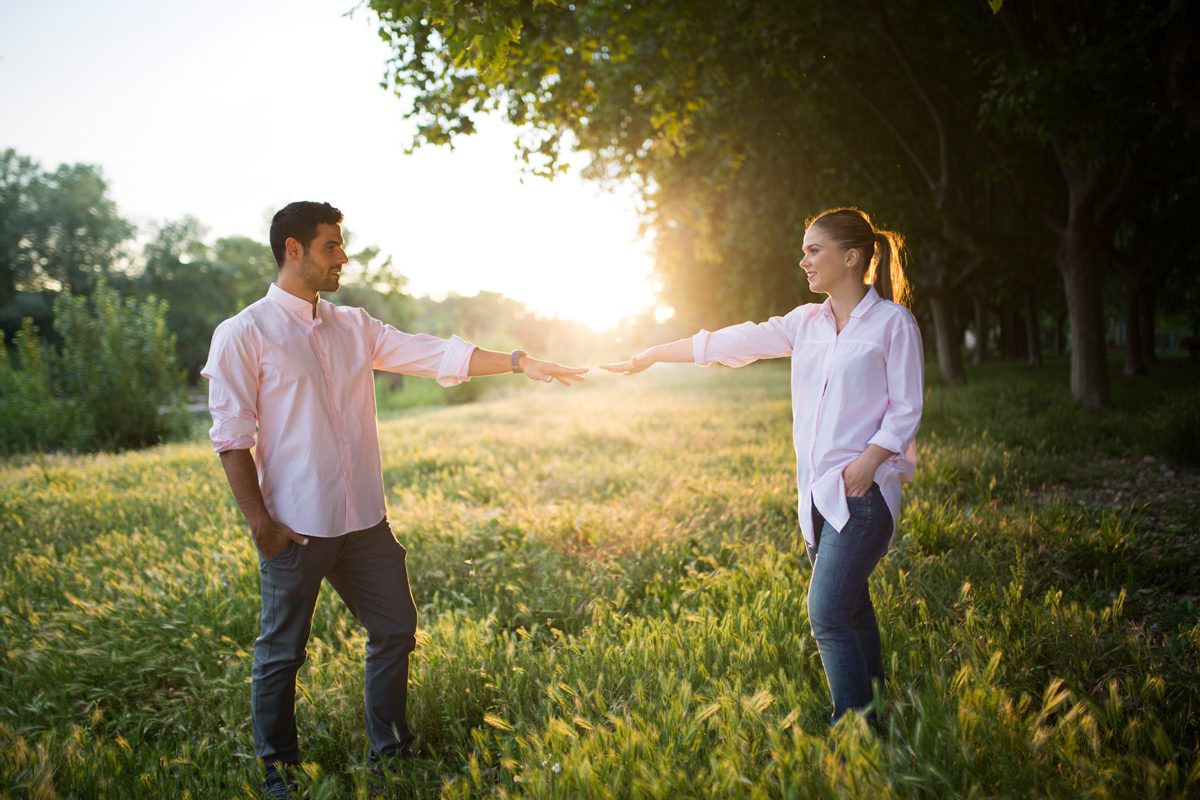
210, 417, 257, 452
867, 430, 905, 455
692, 330, 712, 366
436, 335, 477, 387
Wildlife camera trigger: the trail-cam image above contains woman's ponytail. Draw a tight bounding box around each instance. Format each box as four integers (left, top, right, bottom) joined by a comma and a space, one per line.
868, 230, 912, 308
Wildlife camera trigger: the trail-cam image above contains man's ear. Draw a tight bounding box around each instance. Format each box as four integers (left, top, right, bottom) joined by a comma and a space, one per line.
285, 236, 304, 263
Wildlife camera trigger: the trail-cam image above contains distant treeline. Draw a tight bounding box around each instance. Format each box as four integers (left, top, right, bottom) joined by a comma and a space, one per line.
0, 147, 685, 453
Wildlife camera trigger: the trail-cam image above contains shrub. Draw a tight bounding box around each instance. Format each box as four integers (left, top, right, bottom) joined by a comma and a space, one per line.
0, 319, 85, 453
0, 282, 190, 454
1153, 392, 1200, 466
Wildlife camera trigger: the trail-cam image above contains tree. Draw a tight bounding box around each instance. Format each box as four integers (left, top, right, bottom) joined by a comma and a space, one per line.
367, 0, 1191, 405
129, 218, 274, 380
0, 150, 132, 306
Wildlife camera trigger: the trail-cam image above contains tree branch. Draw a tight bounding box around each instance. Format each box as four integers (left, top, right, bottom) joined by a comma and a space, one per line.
869, 0, 949, 204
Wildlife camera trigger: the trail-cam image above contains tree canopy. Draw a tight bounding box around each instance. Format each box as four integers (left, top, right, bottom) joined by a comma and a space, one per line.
368, 0, 1197, 408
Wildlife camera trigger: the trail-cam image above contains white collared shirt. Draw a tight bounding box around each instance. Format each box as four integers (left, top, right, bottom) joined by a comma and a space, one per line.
692, 286, 924, 546
201, 283, 477, 537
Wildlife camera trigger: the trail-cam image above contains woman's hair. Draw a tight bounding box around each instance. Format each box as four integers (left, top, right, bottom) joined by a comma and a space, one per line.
806, 207, 912, 307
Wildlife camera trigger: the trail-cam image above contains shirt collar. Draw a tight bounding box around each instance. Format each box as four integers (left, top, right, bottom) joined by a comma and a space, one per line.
267, 282, 322, 323
851, 285, 882, 318
820, 286, 882, 323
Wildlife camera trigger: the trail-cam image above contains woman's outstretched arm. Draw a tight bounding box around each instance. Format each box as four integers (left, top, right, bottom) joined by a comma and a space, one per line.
600, 338, 694, 374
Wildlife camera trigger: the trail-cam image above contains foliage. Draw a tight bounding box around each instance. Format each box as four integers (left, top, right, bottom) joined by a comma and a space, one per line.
0, 361, 1197, 797
0, 319, 83, 453
121, 218, 275, 381
0, 282, 190, 454
366, 0, 1195, 408
0, 148, 133, 310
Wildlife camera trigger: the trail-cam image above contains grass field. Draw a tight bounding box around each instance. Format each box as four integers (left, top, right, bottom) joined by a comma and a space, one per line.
2, 358, 1198, 798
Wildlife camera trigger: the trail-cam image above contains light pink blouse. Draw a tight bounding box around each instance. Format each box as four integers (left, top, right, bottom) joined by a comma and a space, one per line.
692, 286, 924, 546
202, 283, 477, 537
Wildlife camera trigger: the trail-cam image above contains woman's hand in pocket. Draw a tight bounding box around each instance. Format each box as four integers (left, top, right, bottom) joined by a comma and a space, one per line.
842, 456, 876, 498
842, 444, 896, 497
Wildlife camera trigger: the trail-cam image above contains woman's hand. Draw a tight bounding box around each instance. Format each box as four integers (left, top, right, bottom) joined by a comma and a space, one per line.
842, 457, 876, 497
842, 445, 895, 497
599, 349, 655, 375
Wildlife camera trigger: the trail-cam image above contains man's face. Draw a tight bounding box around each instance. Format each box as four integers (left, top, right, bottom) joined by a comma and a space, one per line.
296, 222, 348, 294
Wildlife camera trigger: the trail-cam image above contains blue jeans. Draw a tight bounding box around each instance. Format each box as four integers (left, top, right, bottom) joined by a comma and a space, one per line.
806, 483, 893, 724
252, 518, 417, 766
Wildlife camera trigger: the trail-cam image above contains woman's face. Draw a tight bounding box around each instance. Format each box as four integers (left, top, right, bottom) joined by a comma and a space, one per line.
800, 225, 858, 296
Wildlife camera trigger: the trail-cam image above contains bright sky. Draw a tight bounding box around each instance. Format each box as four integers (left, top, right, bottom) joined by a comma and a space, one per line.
0, 0, 658, 330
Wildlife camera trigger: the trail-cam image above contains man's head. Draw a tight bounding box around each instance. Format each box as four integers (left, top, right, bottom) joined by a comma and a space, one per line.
270, 201, 347, 295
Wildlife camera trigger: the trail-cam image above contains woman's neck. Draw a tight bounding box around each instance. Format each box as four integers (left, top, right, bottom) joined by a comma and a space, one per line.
828, 282, 868, 322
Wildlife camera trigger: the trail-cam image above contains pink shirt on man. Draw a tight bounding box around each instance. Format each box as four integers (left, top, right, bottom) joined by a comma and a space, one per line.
201, 283, 477, 537
692, 286, 924, 546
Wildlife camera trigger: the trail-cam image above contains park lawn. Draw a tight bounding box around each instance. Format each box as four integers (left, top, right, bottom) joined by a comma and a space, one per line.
1, 358, 1197, 798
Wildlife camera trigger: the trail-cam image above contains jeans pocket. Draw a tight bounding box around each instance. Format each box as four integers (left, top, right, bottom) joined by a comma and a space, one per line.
260, 540, 296, 570
844, 487, 877, 530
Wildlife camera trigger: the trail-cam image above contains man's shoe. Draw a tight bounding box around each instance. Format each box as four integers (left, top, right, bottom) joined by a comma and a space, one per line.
262, 763, 299, 800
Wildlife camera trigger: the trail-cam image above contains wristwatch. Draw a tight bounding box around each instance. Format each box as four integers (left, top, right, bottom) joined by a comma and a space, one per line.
511, 349, 527, 373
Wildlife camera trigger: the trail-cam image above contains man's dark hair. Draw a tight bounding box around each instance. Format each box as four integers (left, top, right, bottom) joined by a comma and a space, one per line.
269, 201, 344, 268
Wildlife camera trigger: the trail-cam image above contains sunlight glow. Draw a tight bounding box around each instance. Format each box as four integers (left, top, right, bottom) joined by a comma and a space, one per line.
0, 0, 657, 332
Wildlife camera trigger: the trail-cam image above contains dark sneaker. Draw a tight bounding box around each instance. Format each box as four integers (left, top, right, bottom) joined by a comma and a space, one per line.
262, 763, 299, 800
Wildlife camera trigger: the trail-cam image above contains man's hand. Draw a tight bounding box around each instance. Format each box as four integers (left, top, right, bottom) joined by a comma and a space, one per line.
599, 349, 654, 375
522, 356, 588, 386
253, 517, 309, 560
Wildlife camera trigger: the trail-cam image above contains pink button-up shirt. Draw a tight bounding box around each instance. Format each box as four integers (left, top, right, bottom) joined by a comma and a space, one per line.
693, 286, 924, 546
201, 283, 477, 537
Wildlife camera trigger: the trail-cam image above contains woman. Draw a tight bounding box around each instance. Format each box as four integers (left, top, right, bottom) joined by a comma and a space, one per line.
602, 207, 923, 725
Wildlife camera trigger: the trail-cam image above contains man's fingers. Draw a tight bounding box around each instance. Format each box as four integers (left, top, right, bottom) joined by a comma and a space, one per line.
281, 526, 309, 546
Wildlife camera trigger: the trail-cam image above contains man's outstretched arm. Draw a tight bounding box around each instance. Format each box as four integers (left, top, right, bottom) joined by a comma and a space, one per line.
218, 449, 309, 558
468, 347, 588, 386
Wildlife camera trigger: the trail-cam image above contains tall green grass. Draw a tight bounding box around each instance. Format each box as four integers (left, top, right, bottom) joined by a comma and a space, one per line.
1, 359, 1197, 798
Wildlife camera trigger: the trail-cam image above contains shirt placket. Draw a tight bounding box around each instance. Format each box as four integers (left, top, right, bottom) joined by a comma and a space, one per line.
807, 314, 838, 475
306, 317, 355, 530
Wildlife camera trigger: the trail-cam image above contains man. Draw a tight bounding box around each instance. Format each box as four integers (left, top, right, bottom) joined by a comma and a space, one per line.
201, 201, 586, 797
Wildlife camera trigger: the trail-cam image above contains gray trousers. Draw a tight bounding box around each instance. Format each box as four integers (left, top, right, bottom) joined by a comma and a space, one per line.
251, 518, 417, 766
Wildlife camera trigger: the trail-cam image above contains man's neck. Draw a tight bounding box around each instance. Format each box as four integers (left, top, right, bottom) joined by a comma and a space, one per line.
275, 276, 319, 317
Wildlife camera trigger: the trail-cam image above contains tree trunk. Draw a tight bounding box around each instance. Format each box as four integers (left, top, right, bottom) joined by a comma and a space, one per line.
929, 291, 966, 385
1059, 233, 1111, 410
999, 303, 1014, 359
1124, 272, 1149, 377
1140, 281, 1157, 364
972, 295, 988, 364
1024, 288, 1043, 367
1001, 302, 1027, 360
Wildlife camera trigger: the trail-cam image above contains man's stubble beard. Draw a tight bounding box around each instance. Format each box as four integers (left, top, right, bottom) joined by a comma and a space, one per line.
299, 256, 339, 294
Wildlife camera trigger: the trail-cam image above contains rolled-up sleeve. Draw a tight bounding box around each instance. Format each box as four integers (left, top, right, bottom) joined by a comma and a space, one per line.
867, 318, 924, 455
201, 320, 259, 453
693, 310, 798, 367
367, 312, 477, 387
